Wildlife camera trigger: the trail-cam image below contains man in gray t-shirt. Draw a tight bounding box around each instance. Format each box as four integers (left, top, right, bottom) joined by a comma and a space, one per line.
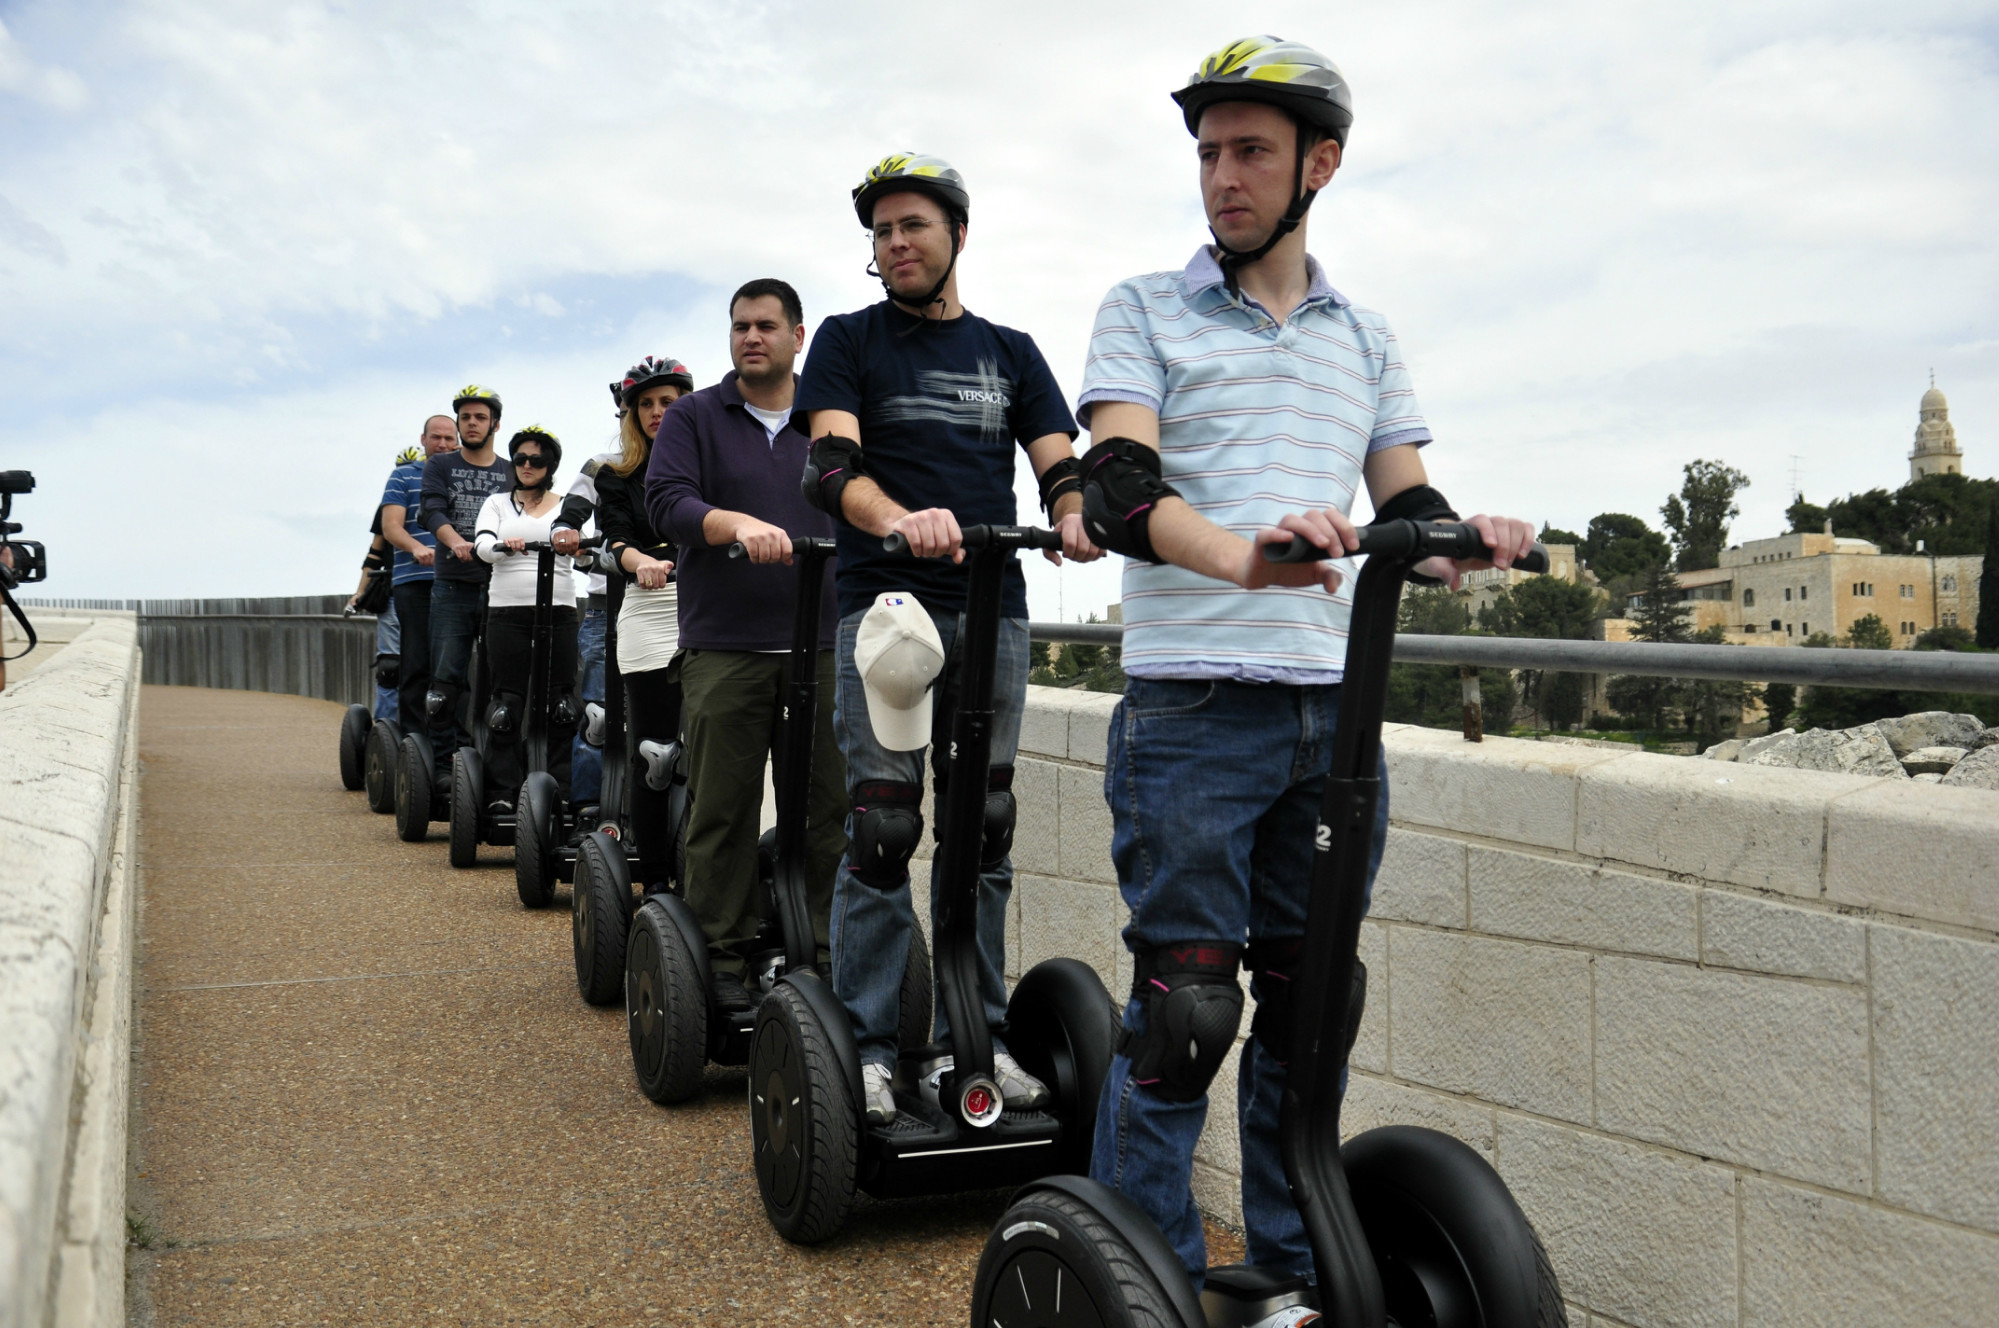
417, 384, 511, 784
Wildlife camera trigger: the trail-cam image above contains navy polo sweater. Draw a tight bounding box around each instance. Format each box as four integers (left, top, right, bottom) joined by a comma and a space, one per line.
644, 372, 838, 652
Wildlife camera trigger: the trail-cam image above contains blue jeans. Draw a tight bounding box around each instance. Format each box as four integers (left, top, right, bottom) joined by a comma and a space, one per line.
427, 578, 486, 779
571, 606, 607, 804
829, 607, 1030, 1069
1089, 678, 1389, 1286
373, 599, 401, 723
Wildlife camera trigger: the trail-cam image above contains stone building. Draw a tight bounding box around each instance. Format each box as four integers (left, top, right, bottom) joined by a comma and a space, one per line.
1909, 378, 1962, 481
1457, 542, 1586, 620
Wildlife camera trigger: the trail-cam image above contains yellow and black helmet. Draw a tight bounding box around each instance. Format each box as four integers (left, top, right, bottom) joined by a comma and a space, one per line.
1171, 36, 1353, 148
507, 425, 562, 476
452, 383, 504, 422
395, 445, 424, 466
851, 152, 970, 229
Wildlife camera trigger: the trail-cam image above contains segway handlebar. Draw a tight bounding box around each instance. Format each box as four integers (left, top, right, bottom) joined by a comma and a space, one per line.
727, 536, 839, 560
1261, 519, 1548, 574
882, 524, 1063, 556
507, 535, 605, 555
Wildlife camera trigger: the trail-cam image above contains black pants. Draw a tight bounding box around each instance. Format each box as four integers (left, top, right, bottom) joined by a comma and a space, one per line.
391, 579, 432, 731
625, 663, 682, 885
485, 605, 578, 805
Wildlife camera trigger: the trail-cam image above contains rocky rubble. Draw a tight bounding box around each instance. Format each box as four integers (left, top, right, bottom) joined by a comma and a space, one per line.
1701, 711, 1999, 789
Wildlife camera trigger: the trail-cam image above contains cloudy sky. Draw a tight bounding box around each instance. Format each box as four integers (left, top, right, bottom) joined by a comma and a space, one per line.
3, 0, 1994, 615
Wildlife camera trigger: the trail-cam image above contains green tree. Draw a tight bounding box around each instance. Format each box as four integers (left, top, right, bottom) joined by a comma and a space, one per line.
1477, 577, 1601, 730
1680, 624, 1760, 749
1786, 495, 1829, 534
1762, 681, 1795, 729
1913, 624, 1978, 652
1581, 513, 1670, 582
1661, 459, 1750, 571
1792, 613, 1991, 731
1629, 563, 1694, 643
1980, 496, 1999, 649
1385, 587, 1517, 732
1539, 524, 1584, 548
1846, 614, 1894, 651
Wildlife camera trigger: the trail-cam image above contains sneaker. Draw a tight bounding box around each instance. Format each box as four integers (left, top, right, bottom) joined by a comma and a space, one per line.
862, 1061, 897, 1125
1244, 1309, 1320, 1328
993, 1050, 1051, 1111
711, 971, 755, 1014
487, 798, 514, 820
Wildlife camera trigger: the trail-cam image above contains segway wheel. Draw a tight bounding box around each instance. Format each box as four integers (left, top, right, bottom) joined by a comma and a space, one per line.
899, 922, 934, 1055
448, 748, 480, 869
394, 736, 432, 842
626, 899, 706, 1104
1004, 957, 1121, 1176
972, 1183, 1192, 1328
515, 772, 560, 908
338, 704, 371, 791
364, 721, 401, 814
1346, 1125, 1567, 1328
749, 981, 858, 1245
573, 832, 633, 1005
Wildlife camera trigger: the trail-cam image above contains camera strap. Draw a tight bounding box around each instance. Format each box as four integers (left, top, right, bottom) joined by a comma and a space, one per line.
0, 580, 38, 663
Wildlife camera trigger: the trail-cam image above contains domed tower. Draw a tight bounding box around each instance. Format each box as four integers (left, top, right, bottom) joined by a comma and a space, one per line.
1909, 376, 1962, 482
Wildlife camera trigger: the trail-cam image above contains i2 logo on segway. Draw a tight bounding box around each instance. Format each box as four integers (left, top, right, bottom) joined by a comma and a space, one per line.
1315, 822, 1332, 852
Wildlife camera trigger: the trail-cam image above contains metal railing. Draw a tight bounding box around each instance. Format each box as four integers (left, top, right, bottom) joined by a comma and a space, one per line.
1024, 623, 1999, 696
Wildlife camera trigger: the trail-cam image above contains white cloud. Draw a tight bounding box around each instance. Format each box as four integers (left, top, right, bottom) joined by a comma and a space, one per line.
1, 0, 1993, 612
0, 17, 87, 110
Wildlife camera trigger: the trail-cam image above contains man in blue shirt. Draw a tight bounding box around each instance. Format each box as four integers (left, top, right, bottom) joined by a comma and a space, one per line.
798, 153, 1100, 1125
380, 415, 458, 731
1073, 38, 1536, 1298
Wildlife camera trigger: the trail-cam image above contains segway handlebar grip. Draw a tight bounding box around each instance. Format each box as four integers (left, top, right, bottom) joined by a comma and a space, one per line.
727, 535, 838, 561
883, 526, 1061, 556
1262, 522, 1548, 574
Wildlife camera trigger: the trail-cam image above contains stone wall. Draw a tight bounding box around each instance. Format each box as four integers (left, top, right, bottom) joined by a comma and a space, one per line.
915, 685, 1999, 1328
0, 614, 141, 1328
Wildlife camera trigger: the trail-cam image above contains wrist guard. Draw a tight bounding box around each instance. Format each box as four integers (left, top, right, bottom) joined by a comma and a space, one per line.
1079, 437, 1179, 565
363, 546, 390, 571
1037, 455, 1083, 521
801, 435, 865, 524
1374, 484, 1460, 585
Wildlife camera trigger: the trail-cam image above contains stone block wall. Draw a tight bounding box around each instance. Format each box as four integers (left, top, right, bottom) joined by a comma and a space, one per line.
912, 684, 1999, 1328
0, 614, 142, 1328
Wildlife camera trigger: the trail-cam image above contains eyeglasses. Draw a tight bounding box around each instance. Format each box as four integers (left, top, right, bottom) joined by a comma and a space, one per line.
512, 454, 546, 469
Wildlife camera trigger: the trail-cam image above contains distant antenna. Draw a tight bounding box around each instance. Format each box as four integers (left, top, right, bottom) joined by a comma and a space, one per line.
1788, 455, 1803, 502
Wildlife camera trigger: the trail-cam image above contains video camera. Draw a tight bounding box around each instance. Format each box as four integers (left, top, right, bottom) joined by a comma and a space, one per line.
2, 470, 49, 687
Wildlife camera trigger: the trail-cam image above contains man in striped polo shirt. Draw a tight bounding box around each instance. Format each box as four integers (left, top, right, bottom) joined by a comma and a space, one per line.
1074, 37, 1536, 1297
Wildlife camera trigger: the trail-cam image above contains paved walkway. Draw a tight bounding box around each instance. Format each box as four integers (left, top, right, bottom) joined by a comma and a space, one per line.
128, 685, 1044, 1326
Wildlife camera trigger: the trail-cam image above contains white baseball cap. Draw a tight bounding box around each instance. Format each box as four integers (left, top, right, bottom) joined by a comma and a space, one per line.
856, 592, 946, 751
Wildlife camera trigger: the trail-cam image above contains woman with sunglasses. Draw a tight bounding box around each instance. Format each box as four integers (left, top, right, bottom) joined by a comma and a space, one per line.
471, 426, 579, 819
594, 356, 692, 891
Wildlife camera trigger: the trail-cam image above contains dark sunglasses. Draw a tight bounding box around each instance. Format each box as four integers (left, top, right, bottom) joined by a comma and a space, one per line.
512, 453, 547, 469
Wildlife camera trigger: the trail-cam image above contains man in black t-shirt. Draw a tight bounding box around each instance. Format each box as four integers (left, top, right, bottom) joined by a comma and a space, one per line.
798, 152, 1100, 1124
419, 384, 512, 786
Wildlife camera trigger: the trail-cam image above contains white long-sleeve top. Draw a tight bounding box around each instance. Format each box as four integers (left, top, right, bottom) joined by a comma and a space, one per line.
473, 490, 577, 608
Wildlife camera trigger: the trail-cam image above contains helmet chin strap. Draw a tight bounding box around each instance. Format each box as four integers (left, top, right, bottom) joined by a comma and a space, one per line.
1212, 132, 1317, 295
869, 224, 963, 336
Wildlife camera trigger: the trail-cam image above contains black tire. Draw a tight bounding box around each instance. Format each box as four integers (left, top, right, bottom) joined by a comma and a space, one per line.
394, 736, 431, 842
515, 773, 559, 908
899, 922, 934, 1055
573, 832, 632, 1005
626, 900, 706, 1104
972, 1186, 1187, 1328
364, 722, 400, 814
1005, 957, 1121, 1175
338, 704, 370, 791
448, 748, 480, 869
1345, 1125, 1567, 1328
749, 981, 857, 1245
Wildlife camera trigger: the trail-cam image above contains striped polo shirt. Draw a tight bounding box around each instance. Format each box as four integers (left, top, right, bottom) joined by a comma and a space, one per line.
1077, 246, 1432, 682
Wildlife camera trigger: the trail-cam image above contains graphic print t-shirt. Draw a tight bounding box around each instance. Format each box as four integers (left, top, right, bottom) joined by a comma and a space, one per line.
420, 451, 512, 584
796, 301, 1076, 619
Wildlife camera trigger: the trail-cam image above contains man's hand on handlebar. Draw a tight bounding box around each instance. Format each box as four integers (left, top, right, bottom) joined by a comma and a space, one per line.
731, 517, 794, 565
631, 554, 673, 590
1047, 510, 1102, 567
413, 546, 435, 567
550, 528, 581, 556
1413, 513, 1537, 589
888, 508, 964, 564
1236, 508, 1359, 594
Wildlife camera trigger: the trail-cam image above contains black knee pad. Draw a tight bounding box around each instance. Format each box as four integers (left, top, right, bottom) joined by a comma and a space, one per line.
1245, 939, 1365, 1069
425, 681, 461, 720
374, 653, 400, 689
980, 765, 1016, 871
1118, 942, 1244, 1103
851, 781, 922, 889
550, 694, 578, 728
485, 692, 518, 735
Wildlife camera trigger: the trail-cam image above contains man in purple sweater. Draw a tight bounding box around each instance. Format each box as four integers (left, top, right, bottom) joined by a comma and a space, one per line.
645, 278, 844, 1008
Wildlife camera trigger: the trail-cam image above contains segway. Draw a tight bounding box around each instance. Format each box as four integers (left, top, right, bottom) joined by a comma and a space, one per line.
970, 520, 1564, 1328
363, 715, 403, 814
746, 525, 1117, 1245
624, 538, 933, 1097
337, 702, 371, 791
